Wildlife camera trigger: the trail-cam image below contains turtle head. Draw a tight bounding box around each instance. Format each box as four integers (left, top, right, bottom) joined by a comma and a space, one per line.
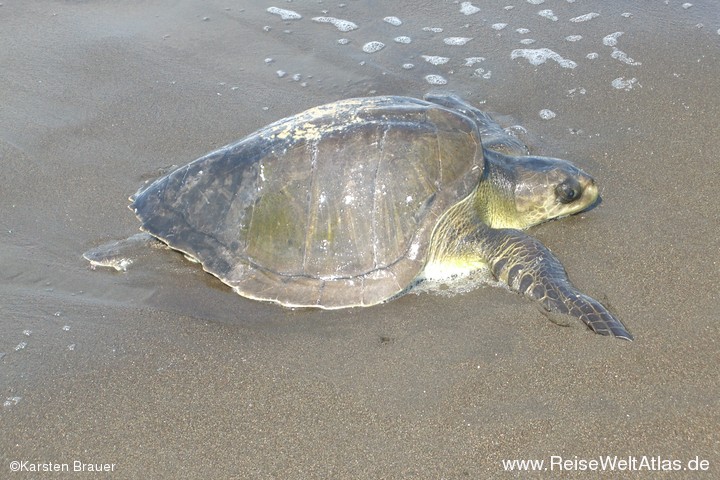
482, 151, 600, 229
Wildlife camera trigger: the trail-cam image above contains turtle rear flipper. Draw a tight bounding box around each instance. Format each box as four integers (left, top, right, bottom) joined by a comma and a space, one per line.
485, 228, 633, 340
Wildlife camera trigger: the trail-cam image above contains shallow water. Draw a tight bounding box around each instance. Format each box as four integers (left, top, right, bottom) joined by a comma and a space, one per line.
1, 1, 719, 477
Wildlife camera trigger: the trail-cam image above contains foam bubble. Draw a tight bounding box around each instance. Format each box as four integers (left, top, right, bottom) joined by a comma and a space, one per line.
383, 16, 402, 26
4, 396, 23, 408
511, 48, 577, 68
444, 37, 472, 46
402, 63, 415, 70
422, 55, 450, 65
337, 38, 350, 45
394, 36, 412, 44
621, 12, 633, 18
473, 68, 492, 79
425, 74, 448, 85
422, 27, 444, 33
520, 39, 536, 45
612, 77, 638, 90
539, 109, 556, 120
312, 16, 358, 32
266, 7, 302, 20
464, 57, 485, 66
682, 2, 693, 8
362, 41, 385, 53
565, 35, 582, 42
603, 32, 623, 46
527, 0, 545, 4
412, 267, 496, 298
538, 10, 558, 21
570, 12, 600, 22
492, 23, 508, 30
460, 2, 480, 15
611, 48, 641, 65
516, 28, 530, 34
276, 70, 287, 78
586, 52, 599, 59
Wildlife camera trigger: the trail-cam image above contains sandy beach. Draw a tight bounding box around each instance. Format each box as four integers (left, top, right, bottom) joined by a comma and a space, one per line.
1, 1, 718, 478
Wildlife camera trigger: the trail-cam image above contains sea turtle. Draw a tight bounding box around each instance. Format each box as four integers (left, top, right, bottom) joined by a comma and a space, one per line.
84, 94, 632, 340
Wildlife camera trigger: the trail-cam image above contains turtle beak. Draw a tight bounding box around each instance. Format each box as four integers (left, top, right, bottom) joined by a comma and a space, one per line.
578, 175, 600, 211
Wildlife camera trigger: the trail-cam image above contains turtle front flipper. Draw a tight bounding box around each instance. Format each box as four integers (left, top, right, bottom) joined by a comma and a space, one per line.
483, 228, 633, 340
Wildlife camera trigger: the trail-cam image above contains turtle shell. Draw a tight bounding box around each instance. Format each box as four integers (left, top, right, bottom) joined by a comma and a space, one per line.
131, 96, 485, 308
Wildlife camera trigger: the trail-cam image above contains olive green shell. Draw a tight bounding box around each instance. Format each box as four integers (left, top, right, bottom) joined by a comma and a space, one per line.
131, 96, 485, 308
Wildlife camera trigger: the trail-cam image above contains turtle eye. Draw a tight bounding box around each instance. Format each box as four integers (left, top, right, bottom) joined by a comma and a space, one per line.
555, 180, 581, 204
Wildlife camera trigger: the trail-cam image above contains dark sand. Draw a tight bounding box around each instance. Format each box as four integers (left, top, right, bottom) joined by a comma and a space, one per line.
1, 1, 718, 478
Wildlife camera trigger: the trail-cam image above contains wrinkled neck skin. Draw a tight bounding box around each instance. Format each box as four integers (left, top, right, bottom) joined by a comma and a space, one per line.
473, 150, 527, 230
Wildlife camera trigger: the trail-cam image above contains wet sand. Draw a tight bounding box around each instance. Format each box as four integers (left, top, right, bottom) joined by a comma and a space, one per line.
1, 1, 718, 478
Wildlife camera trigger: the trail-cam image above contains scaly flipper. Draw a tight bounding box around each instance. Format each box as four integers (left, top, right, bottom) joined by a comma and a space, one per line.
485, 228, 633, 340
